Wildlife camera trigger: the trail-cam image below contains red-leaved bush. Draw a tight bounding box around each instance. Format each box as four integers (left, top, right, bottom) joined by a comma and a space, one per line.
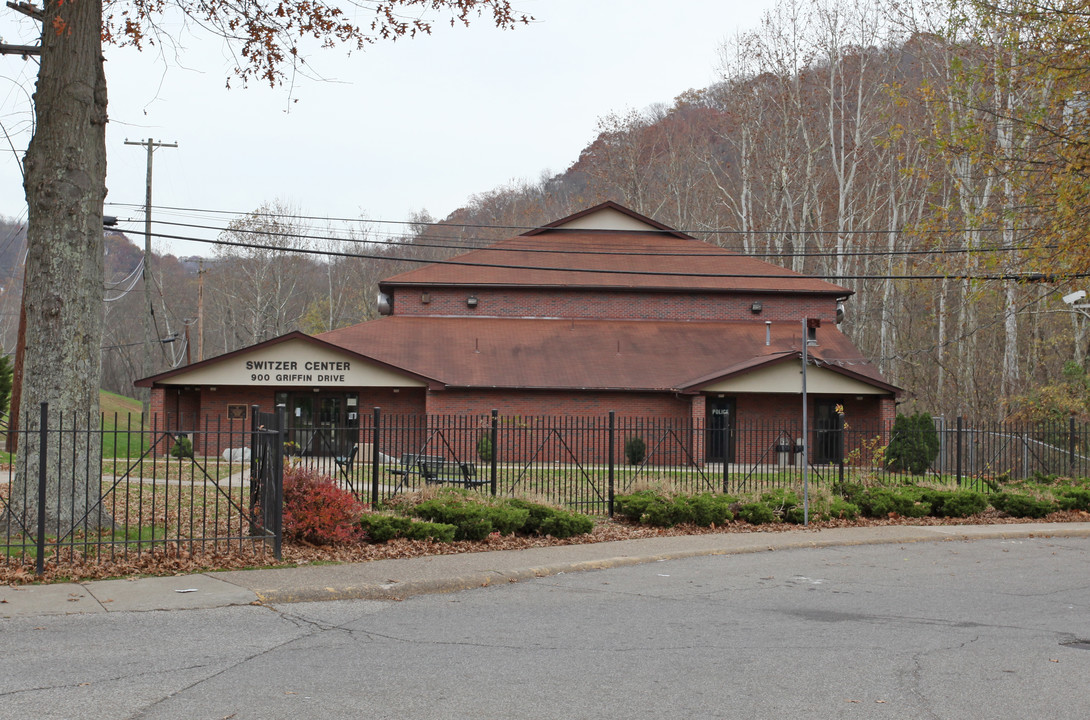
281, 464, 366, 545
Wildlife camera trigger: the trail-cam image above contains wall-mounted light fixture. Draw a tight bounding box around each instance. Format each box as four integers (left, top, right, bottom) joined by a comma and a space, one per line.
467, 296, 478, 308
421, 292, 431, 304
751, 301, 763, 314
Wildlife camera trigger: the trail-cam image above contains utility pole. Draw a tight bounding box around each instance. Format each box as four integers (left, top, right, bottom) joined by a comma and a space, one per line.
197, 260, 205, 362
125, 138, 177, 416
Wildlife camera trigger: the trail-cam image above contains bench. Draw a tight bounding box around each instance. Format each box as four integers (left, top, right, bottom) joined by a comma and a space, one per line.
419, 458, 483, 488
333, 444, 358, 473
388, 453, 443, 491
388, 453, 442, 479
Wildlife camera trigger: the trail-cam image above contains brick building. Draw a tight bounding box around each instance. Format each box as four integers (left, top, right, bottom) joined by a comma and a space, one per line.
138, 202, 897, 462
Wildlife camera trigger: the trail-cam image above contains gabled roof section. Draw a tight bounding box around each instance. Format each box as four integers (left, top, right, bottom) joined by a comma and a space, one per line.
317, 317, 896, 395
522, 201, 694, 238
135, 331, 439, 388
380, 202, 851, 296
681, 350, 899, 395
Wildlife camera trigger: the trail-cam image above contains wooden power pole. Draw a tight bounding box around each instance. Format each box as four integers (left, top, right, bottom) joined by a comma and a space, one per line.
124, 138, 177, 415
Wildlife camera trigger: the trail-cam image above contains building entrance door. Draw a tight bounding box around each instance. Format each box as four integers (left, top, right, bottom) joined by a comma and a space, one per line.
813, 399, 843, 464
278, 392, 359, 456
706, 397, 736, 463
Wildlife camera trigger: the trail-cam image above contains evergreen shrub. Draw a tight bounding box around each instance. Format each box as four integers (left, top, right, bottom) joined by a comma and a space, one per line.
357, 514, 456, 543
412, 493, 530, 540
1057, 487, 1090, 512
504, 499, 594, 538
170, 435, 194, 459
990, 492, 1056, 518
625, 436, 647, 465
735, 502, 777, 525
476, 434, 493, 462
885, 412, 940, 475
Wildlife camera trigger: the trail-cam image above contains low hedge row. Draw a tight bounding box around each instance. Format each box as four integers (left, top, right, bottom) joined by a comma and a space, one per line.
614, 480, 1086, 529
360, 491, 595, 543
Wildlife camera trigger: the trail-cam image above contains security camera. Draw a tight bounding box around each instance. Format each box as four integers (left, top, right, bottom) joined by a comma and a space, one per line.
1063, 290, 1087, 305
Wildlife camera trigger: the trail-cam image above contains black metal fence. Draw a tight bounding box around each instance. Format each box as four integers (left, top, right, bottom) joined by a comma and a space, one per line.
4, 407, 1090, 576
0, 404, 281, 576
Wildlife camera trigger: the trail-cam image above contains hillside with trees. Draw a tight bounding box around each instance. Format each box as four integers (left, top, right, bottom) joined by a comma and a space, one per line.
4, 0, 1086, 425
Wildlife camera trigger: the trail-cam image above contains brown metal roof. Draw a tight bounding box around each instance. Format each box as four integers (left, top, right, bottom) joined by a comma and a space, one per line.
382, 208, 851, 296
382, 231, 850, 295
317, 317, 894, 393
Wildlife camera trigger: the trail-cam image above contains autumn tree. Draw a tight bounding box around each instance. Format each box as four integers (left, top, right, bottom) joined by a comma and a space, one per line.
4, 0, 527, 536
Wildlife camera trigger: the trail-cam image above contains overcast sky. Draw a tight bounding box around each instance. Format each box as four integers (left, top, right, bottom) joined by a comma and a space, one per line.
0, 1, 777, 256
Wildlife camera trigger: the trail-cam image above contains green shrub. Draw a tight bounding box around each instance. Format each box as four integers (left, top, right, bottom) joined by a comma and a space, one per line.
476, 434, 493, 462
823, 497, 860, 521
676, 493, 734, 526
857, 488, 931, 518
834, 481, 866, 505
170, 435, 194, 459
735, 502, 777, 525
411, 492, 530, 540
614, 490, 669, 524
504, 499, 593, 539
1058, 487, 1090, 511
885, 412, 939, 475
539, 511, 594, 539
625, 436, 647, 465
922, 490, 987, 518
357, 514, 457, 543
613, 491, 735, 527
990, 492, 1056, 518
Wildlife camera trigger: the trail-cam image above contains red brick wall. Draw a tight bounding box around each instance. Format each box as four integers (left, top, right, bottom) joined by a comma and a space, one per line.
396, 287, 839, 324
149, 386, 429, 457
729, 393, 890, 465
149, 384, 892, 466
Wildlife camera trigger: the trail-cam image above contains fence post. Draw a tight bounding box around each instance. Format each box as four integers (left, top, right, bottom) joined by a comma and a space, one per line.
490, 409, 498, 497
35, 402, 48, 577
248, 404, 260, 529
956, 416, 963, 488
1069, 415, 1076, 478
608, 411, 615, 518
272, 404, 286, 560
721, 423, 728, 494
372, 407, 381, 507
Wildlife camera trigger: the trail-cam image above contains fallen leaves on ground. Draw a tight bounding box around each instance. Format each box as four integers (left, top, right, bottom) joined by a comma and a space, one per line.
2, 510, 1087, 586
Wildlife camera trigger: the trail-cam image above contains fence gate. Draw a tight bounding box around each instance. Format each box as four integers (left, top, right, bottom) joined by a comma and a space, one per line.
249, 406, 284, 558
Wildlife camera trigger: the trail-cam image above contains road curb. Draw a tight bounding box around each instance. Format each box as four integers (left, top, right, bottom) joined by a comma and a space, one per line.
249, 523, 1090, 605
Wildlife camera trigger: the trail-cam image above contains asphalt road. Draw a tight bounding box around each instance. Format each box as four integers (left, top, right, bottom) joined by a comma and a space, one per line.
2, 536, 1088, 719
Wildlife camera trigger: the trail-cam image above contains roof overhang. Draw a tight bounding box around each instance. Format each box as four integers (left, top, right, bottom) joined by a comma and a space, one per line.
135, 331, 440, 390
683, 352, 900, 396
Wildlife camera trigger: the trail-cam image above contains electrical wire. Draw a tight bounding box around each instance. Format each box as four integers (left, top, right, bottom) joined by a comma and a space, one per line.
133, 227, 1087, 283
105, 201, 1012, 237
138, 216, 1049, 260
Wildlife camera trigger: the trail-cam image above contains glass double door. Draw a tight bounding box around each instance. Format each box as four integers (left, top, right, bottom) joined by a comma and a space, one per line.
279, 392, 359, 457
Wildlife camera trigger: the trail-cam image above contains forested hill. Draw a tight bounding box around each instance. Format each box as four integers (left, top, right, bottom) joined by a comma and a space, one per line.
414, 5, 1090, 423
5, 2, 1089, 425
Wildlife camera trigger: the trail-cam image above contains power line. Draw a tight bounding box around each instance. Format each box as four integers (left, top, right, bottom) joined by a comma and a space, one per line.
136, 227, 1085, 284
105, 201, 1012, 237
137, 216, 1050, 260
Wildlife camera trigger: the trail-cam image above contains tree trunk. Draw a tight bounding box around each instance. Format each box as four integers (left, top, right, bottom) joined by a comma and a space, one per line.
7, 0, 108, 537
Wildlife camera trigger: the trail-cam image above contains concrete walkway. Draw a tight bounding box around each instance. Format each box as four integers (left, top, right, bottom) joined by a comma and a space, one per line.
3, 522, 1089, 618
